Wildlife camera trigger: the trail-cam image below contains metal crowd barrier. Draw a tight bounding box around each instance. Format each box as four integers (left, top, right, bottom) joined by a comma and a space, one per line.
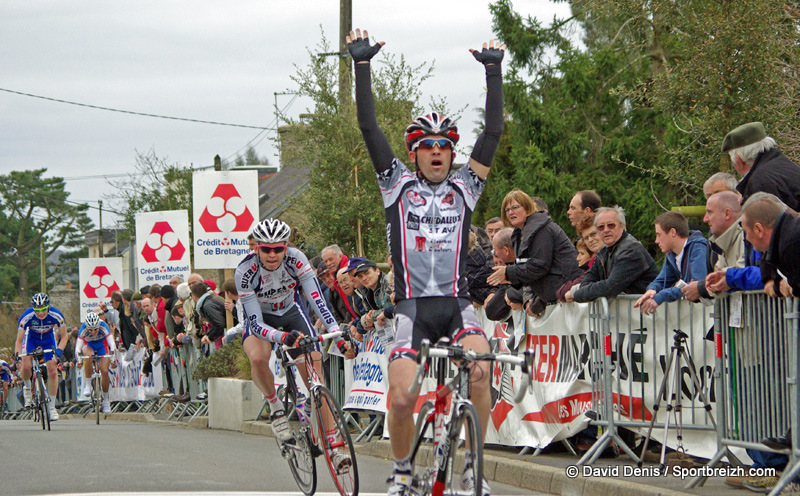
579, 295, 717, 465
688, 292, 796, 494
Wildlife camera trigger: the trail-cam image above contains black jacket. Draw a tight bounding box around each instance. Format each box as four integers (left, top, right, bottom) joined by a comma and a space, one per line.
466, 249, 495, 304
195, 291, 226, 341
572, 231, 659, 302
762, 211, 800, 296
737, 148, 800, 212
507, 212, 584, 304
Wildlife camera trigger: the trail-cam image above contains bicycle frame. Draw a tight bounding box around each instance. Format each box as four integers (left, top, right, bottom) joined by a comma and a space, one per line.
22, 347, 52, 431
79, 352, 112, 423
408, 339, 534, 496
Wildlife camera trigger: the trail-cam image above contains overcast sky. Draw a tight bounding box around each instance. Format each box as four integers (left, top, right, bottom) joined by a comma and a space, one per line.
0, 1, 570, 228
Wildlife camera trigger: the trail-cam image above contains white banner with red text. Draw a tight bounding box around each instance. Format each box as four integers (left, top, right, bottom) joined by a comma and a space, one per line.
78, 258, 124, 315
135, 210, 192, 288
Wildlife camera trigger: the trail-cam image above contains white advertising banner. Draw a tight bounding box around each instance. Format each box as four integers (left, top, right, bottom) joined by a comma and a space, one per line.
135, 210, 192, 288
192, 170, 259, 269
343, 331, 389, 413
77, 349, 164, 401
78, 258, 124, 315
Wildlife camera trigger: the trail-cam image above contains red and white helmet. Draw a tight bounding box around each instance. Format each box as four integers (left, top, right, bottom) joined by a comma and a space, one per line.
404, 112, 459, 151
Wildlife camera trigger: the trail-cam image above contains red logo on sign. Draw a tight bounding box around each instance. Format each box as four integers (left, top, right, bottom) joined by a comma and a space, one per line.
83, 266, 120, 299
198, 184, 255, 233
141, 221, 186, 263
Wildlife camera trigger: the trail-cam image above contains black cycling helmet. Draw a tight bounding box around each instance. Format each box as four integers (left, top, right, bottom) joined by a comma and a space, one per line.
404, 112, 460, 151
31, 293, 50, 309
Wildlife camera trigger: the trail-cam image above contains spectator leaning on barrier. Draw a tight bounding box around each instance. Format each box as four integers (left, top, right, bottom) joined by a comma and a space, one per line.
160, 284, 179, 341
565, 206, 659, 303
331, 267, 362, 325
682, 191, 745, 301
703, 172, 738, 199
490, 189, 583, 316
567, 190, 602, 237
465, 231, 495, 306
221, 279, 244, 345
557, 213, 601, 302
741, 193, 799, 298
483, 227, 520, 323
352, 259, 394, 334
723, 121, 800, 211
192, 282, 226, 349
484, 216, 504, 241
634, 212, 708, 314
118, 289, 138, 350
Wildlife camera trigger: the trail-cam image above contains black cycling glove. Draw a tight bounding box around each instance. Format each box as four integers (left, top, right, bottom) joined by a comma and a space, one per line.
471, 46, 505, 66
281, 330, 301, 347
348, 36, 382, 63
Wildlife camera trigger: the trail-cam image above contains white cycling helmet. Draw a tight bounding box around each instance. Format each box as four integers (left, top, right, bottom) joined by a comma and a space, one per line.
252, 218, 291, 244
85, 312, 102, 329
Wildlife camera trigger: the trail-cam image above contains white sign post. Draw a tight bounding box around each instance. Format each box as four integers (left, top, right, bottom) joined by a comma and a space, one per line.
78, 258, 124, 315
135, 210, 192, 288
192, 170, 259, 269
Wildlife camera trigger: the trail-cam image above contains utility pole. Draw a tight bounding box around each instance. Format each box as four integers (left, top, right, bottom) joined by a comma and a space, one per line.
339, 0, 352, 106
98, 200, 103, 258
40, 243, 46, 293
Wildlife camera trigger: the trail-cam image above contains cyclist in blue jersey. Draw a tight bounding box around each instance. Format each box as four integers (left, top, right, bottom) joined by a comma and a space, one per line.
15, 293, 69, 421
1, 358, 13, 411
235, 218, 356, 469
348, 29, 504, 495
75, 312, 117, 413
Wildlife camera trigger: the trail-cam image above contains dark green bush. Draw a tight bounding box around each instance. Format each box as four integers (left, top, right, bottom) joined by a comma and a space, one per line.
192, 337, 250, 381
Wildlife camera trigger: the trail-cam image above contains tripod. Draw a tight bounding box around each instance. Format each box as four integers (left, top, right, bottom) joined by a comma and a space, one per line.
638, 329, 717, 469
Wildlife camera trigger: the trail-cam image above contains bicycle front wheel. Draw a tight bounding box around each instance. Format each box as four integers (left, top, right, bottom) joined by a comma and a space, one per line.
312, 386, 359, 496
94, 374, 101, 424
444, 402, 483, 496
36, 374, 50, 431
284, 423, 317, 495
410, 400, 435, 495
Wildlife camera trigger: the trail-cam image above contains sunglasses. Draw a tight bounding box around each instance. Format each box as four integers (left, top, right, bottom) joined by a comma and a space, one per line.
596, 223, 618, 231
33, 306, 50, 313
412, 138, 454, 151
258, 244, 287, 254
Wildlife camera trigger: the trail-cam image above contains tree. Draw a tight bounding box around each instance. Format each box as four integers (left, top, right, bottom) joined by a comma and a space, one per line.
286, 33, 451, 258
106, 149, 194, 240
233, 146, 270, 167
0, 169, 94, 300
481, 0, 800, 249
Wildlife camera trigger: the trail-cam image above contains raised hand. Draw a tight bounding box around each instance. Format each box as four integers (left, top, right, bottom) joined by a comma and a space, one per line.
470, 39, 506, 66
346, 28, 384, 63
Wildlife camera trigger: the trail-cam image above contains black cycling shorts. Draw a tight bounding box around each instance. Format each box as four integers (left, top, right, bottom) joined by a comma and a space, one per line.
390, 297, 486, 363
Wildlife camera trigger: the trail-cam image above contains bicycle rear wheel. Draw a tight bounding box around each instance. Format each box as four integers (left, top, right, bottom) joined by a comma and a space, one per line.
410, 401, 435, 495
312, 386, 359, 496
284, 420, 317, 495
444, 402, 483, 496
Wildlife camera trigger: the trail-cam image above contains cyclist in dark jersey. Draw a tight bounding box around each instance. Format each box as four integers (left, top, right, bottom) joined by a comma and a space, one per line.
348, 28, 504, 496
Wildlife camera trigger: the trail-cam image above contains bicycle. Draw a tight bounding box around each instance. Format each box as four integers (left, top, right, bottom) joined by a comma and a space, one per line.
274, 328, 359, 496
406, 339, 534, 496
78, 352, 113, 424
21, 347, 52, 431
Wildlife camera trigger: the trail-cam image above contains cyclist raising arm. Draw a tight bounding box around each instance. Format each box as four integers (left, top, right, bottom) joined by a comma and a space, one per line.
15, 293, 69, 421
347, 29, 504, 496
235, 218, 355, 457
75, 312, 117, 413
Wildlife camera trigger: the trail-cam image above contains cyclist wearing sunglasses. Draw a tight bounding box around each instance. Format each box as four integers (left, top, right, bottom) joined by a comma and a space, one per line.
75, 311, 117, 412
347, 28, 504, 496
235, 218, 356, 445
15, 292, 68, 420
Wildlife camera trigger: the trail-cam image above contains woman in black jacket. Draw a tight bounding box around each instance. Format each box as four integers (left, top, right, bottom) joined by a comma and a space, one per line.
488, 189, 583, 316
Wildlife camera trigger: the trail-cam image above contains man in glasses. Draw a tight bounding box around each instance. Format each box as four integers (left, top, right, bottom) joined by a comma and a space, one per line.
564, 206, 659, 303
15, 292, 68, 420
347, 28, 504, 496
235, 218, 356, 469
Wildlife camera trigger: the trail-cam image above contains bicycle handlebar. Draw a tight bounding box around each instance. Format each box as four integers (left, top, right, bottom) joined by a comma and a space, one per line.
408, 339, 536, 403
281, 329, 343, 352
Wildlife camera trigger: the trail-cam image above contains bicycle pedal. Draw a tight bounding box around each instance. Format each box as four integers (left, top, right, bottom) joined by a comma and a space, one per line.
311, 444, 324, 458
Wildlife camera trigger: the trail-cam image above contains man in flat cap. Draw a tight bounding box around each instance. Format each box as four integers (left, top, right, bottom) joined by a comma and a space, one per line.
723, 122, 800, 211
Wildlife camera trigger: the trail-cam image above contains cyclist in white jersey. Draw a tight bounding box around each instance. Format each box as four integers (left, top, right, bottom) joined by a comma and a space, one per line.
235, 218, 355, 468
348, 29, 504, 495
75, 312, 117, 413
15, 293, 68, 421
